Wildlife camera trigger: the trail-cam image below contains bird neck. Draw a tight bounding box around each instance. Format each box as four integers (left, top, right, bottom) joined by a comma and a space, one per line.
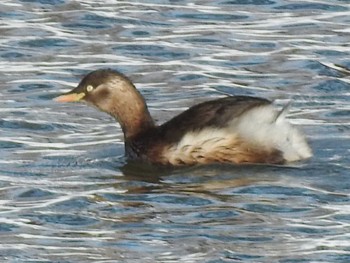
108, 88, 155, 140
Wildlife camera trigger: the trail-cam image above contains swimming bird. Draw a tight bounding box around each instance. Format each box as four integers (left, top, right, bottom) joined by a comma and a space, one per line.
54, 69, 312, 166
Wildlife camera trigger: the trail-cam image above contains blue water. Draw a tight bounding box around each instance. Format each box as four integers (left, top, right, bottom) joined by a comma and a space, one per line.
1, 0, 350, 262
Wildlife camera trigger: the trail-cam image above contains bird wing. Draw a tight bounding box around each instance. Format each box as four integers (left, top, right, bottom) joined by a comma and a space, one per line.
158, 96, 271, 144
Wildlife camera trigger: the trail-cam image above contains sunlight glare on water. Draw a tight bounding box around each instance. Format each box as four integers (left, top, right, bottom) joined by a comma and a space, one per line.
0, 0, 350, 262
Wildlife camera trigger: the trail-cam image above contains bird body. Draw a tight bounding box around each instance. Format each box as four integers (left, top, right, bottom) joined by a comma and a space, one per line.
54, 69, 312, 166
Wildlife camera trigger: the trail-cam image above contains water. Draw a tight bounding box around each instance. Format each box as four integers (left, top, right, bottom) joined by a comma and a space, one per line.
1, 0, 349, 262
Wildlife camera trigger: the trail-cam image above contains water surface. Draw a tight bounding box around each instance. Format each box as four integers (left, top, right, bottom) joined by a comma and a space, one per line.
0, 0, 350, 262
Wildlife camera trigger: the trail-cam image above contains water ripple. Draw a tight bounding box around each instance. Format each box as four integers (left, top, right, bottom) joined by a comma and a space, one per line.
1, 0, 350, 262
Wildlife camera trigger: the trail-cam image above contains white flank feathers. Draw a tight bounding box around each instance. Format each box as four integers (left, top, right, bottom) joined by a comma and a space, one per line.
232, 104, 312, 162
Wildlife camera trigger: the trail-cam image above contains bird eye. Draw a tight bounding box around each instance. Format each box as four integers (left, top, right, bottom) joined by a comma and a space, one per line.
86, 85, 94, 92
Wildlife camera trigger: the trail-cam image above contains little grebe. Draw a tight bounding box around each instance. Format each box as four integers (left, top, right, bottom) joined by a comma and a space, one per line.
54, 69, 312, 166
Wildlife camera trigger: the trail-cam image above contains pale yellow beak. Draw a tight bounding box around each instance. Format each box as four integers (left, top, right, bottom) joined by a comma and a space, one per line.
53, 92, 85, 102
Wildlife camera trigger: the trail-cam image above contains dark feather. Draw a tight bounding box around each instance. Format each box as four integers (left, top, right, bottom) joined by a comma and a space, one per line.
127, 96, 271, 160
158, 96, 271, 144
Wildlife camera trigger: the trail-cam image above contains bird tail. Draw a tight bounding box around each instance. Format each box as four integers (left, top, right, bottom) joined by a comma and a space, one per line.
234, 102, 312, 163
